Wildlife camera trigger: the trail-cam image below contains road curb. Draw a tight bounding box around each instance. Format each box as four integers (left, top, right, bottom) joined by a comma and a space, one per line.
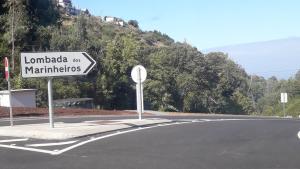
0, 118, 172, 140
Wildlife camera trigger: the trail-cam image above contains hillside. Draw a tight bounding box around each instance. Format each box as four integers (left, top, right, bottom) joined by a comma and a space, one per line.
0, 0, 299, 116
204, 37, 300, 79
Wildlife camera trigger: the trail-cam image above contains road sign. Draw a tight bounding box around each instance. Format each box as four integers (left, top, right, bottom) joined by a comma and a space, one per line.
20, 52, 96, 78
20, 52, 96, 128
131, 65, 147, 120
131, 65, 147, 83
281, 92, 288, 117
281, 93, 288, 103
4, 57, 9, 81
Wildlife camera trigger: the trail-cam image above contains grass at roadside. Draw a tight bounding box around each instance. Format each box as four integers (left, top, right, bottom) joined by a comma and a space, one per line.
0, 107, 137, 118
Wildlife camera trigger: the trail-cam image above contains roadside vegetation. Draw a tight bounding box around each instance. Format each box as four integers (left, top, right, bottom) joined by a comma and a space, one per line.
0, 0, 299, 116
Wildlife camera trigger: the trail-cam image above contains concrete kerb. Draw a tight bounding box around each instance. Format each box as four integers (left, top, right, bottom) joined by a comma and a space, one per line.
0, 118, 172, 140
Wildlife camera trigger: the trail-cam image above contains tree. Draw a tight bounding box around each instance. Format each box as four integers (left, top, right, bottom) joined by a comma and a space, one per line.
145, 43, 207, 112
96, 33, 140, 109
1, 0, 59, 73
128, 20, 139, 28
76, 14, 88, 43
1, 2, 271, 114
295, 70, 300, 81
203, 52, 251, 114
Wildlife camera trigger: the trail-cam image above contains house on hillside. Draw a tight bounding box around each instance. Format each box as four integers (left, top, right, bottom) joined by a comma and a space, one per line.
57, 0, 71, 8
67, 6, 81, 15
103, 16, 115, 22
57, 0, 88, 16
103, 16, 125, 27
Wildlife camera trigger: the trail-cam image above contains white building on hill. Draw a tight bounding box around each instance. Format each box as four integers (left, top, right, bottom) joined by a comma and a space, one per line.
57, 0, 72, 8
104, 16, 125, 27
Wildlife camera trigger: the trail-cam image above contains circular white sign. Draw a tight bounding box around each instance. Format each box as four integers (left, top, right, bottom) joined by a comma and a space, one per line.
131, 65, 147, 83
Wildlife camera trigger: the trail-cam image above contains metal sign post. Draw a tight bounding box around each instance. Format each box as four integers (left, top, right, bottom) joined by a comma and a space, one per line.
48, 78, 54, 128
8, 80, 13, 126
131, 65, 147, 120
4, 57, 13, 126
141, 82, 144, 114
20, 52, 96, 128
138, 68, 143, 120
136, 83, 142, 120
283, 103, 285, 117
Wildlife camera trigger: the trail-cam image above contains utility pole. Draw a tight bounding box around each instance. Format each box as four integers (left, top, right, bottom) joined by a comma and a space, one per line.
11, 0, 15, 72
248, 75, 256, 112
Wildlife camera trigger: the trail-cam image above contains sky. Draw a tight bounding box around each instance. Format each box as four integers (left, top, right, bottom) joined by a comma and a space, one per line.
72, 0, 300, 50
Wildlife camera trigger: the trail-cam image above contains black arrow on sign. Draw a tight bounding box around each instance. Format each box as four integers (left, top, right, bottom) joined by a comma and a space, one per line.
82, 53, 96, 74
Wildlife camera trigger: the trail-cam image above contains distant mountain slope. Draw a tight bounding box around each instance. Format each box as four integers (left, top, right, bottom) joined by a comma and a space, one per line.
204, 37, 300, 79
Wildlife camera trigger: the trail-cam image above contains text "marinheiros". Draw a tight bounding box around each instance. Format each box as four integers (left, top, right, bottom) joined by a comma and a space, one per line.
21, 52, 96, 78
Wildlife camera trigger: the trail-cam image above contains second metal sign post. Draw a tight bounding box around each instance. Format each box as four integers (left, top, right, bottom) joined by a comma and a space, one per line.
131, 65, 147, 120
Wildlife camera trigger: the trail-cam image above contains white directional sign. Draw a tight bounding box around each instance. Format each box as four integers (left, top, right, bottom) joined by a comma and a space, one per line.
21, 52, 96, 78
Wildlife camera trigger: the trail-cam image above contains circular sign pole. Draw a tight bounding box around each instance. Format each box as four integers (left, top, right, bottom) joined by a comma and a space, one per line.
138, 67, 142, 120
141, 82, 144, 114
48, 78, 54, 128
131, 65, 147, 120
8, 80, 13, 127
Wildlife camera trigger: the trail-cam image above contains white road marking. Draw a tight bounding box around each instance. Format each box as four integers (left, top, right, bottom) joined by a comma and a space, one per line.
53, 121, 206, 155
0, 144, 56, 154
53, 127, 147, 155
26, 140, 78, 147
0, 122, 185, 155
297, 131, 300, 139
0, 118, 277, 155
0, 138, 29, 143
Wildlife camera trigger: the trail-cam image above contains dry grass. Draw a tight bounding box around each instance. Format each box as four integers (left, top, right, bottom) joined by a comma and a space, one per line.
0, 107, 138, 118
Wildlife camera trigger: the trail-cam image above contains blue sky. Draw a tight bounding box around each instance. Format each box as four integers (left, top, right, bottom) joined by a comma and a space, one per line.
72, 0, 300, 50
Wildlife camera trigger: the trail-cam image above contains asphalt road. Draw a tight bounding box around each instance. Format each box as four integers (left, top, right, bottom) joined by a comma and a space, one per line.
0, 115, 300, 169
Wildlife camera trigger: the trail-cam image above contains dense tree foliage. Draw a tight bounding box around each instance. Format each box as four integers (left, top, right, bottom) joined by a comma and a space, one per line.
0, 0, 299, 116
128, 20, 139, 28
251, 73, 300, 117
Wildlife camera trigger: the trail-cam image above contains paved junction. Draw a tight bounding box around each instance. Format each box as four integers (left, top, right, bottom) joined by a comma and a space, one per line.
0, 114, 299, 169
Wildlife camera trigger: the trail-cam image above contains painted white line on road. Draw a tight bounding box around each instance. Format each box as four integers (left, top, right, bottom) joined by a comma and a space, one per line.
26, 140, 78, 147
0, 122, 183, 156
54, 128, 147, 155
0, 138, 29, 143
0, 118, 269, 156
53, 119, 261, 155
0, 144, 56, 155
54, 122, 191, 155
297, 131, 300, 139
202, 119, 249, 122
